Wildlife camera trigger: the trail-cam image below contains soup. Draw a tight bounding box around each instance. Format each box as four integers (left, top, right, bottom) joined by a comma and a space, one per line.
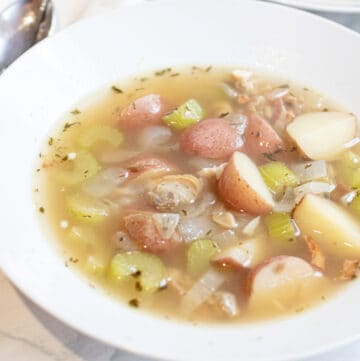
34, 67, 360, 323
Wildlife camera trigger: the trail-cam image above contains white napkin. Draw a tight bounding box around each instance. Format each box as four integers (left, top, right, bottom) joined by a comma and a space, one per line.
0, 0, 144, 30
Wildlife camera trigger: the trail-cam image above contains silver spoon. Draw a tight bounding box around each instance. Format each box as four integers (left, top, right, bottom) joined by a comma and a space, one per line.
0, 0, 54, 71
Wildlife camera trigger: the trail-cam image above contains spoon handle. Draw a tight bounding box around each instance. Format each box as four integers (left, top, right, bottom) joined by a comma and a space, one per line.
36, 0, 52, 42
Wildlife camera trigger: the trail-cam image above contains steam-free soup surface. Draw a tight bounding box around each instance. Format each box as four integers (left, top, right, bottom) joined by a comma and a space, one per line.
35, 67, 360, 323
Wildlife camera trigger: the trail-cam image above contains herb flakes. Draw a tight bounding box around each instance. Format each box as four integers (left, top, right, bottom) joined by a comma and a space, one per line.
219, 112, 229, 118
70, 109, 81, 115
135, 281, 143, 292
131, 270, 142, 278
155, 68, 172, 76
111, 85, 124, 94
129, 298, 139, 308
262, 152, 276, 161
63, 122, 81, 132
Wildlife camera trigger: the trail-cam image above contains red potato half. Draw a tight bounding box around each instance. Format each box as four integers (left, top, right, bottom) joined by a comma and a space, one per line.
247, 256, 325, 313
180, 118, 244, 159
287, 111, 357, 160
119, 94, 169, 131
244, 113, 289, 164
218, 152, 274, 215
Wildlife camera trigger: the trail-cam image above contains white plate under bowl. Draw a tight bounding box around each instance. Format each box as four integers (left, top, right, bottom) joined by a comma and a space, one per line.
269, 0, 360, 12
0, 1, 360, 361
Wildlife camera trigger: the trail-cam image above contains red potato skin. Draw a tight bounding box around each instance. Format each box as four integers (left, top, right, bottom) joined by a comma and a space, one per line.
246, 256, 287, 296
123, 154, 178, 176
124, 212, 175, 254
245, 255, 321, 296
330, 183, 351, 202
212, 257, 246, 271
119, 94, 170, 131
217, 154, 273, 215
180, 118, 244, 159
244, 113, 292, 164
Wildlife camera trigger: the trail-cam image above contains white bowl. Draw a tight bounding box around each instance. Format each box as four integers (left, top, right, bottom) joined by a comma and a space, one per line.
270, 0, 360, 13
0, 1, 360, 360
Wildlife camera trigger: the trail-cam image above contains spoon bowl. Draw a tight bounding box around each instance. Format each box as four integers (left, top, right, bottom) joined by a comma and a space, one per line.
0, 0, 54, 71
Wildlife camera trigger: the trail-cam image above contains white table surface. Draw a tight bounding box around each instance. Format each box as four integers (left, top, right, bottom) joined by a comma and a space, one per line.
1, 2, 360, 361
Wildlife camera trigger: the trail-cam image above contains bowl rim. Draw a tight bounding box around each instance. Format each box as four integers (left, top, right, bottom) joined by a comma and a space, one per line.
1, 1, 360, 361
269, 0, 360, 13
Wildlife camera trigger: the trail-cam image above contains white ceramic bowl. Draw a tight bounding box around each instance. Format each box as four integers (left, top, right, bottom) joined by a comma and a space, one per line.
0, 1, 360, 360
270, 0, 360, 12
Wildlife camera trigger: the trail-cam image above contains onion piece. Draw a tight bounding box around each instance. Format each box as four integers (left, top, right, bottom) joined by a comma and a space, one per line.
292, 161, 328, 182
188, 156, 223, 171
181, 192, 216, 218
226, 114, 248, 136
198, 163, 226, 180
220, 82, 238, 99
152, 213, 180, 240
180, 269, 226, 314
344, 137, 360, 149
273, 187, 296, 212
82, 167, 128, 197
212, 206, 238, 229
178, 215, 219, 243
210, 291, 238, 317
211, 230, 238, 249
340, 191, 357, 206
137, 125, 173, 150
294, 182, 335, 203
242, 216, 261, 236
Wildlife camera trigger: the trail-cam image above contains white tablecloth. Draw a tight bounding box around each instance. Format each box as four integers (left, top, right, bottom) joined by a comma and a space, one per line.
1, 1, 360, 360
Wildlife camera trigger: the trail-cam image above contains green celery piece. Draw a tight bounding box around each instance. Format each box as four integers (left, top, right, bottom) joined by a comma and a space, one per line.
56, 150, 100, 185
78, 125, 124, 148
259, 162, 299, 194
187, 239, 219, 278
67, 193, 109, 223
109, 251, 167, 293
337, 151, 360, 189
163, 99, 203, 130
265, 212, 296, 243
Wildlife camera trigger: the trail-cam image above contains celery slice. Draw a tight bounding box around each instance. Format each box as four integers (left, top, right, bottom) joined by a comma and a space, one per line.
265, 212, 296, 243
350, 192, 360, 217
259, 162, 299, 194
67, 193, 109, 223
163, 99, 203, 130
56, 150, 100, 185
187, 239, 219, 278
78, 125, 124, 148
337, 151, 360, 189
109, 251, 167, 293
